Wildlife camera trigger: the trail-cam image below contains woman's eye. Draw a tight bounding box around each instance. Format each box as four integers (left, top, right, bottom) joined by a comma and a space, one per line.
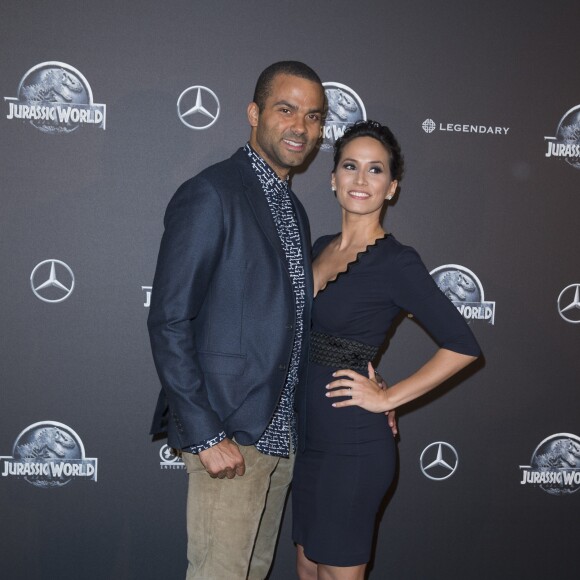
343, 163, 355, 170
370, 167, 383, 174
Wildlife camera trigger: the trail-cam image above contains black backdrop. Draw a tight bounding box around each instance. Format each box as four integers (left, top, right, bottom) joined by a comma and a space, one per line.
1, 2, 579, 578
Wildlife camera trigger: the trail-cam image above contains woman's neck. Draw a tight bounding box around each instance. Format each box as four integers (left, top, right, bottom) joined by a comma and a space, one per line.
337, 214, 384, 251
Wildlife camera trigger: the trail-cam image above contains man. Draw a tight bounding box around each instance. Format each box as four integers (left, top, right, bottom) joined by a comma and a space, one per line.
148, 61, 326, 579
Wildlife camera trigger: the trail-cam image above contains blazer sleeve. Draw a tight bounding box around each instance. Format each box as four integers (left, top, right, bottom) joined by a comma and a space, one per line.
147, 176, 226, 447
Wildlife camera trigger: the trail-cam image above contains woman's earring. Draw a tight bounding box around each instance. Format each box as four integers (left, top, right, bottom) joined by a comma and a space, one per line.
386, 195, 393, 200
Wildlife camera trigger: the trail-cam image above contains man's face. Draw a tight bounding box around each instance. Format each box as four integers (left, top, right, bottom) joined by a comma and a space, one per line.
248, 74, 325, 179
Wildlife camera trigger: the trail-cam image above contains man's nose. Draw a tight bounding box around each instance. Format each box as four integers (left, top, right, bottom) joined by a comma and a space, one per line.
291, 116, 306, 135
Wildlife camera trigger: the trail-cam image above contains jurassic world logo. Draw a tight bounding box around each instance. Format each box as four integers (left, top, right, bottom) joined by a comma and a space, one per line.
5, 61, 106, 133
520, 434, 580, 495
0, 421, 98, 488
159, 444, 185, 470
320, 82, 366, 151
430, 264, 496, 324
544, 105, 580, 169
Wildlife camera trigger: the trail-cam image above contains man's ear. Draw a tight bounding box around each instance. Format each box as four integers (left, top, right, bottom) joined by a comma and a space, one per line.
247, 102, 259, 127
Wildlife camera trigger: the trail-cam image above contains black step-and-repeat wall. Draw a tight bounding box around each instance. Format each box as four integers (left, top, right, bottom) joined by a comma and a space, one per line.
1, 2, 579, 579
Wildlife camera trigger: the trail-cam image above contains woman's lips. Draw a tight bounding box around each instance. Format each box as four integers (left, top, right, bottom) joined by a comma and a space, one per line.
348, 191, 371, 199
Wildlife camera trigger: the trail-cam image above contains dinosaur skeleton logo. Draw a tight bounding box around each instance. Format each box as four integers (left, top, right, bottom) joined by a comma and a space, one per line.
159, 444, 185, 470
557, 283, 580, 324
1, 421, 98, 488
320, 82, 366, 151
520, 434, 580, 495
544, 105, 580, 169
5, 61, 106, 133
430, 264, 496, 324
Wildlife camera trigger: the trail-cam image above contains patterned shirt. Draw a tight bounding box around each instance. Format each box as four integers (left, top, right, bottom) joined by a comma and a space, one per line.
186, 145, 306, 457
245, 144, 305, 457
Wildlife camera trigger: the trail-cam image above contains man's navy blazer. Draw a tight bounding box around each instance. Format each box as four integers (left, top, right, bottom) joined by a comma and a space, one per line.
148, 148, 313, 450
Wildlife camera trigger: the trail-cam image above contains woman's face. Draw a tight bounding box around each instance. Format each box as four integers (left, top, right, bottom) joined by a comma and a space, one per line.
331, 136, 398, 218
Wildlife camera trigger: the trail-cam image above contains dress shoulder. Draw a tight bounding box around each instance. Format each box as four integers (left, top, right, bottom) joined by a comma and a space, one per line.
312, 234, 338, 260
375, 234, 421, 262
334, 233, 425, 277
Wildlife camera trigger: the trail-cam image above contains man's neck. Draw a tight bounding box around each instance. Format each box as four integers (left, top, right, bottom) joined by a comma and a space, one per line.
246, 141, 289, 181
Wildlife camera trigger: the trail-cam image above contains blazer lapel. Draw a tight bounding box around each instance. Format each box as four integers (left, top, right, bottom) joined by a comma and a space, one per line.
291, 191, 314, 307
235, 149, 287, 265
240, 177, 287, 265
234, 149, 312, 299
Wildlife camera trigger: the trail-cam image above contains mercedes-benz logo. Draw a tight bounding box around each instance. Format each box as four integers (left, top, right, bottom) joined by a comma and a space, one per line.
30, 259, 75, 303
422, 118, 436, 133
557, 284, 580, 324
177, 85, 220, 130
420, 441, 458, 481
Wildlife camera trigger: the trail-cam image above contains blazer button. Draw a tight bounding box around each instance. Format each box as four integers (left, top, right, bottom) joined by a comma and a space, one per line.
279, 364, 286, 371
286, 323, 293, 330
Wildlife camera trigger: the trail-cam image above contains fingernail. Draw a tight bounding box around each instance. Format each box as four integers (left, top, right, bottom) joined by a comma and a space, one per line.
325, 392, 330, 397
325, 384, 329, 389
331, 403, 336, 407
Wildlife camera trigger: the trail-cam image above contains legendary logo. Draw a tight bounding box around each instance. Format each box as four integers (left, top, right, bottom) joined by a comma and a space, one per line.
422, 118, 509, 136
420, 442, 458, 481
422, 119, 436, 133
430, 264, 495, 324
557, 283, 580, 324
159, 444, 185, 470
142, 285, 152, 308
544, 105, 580, 169
31, 259, 75, 303
1, 421, 98, 488
320, 82, 366, 151
519, 434, 580, 495
177, 86, 220, 130
5, 62, 106, 133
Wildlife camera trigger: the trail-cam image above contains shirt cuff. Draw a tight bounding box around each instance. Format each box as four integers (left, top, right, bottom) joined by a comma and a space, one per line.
185, 431, 227, 454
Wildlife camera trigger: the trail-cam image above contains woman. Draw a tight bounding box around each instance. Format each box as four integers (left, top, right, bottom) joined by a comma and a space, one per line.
292, 120, 481, 580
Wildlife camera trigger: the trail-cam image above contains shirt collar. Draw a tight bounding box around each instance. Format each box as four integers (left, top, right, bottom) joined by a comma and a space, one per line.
244, 143, 289, 189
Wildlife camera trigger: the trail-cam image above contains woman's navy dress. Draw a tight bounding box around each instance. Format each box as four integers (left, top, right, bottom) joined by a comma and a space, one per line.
292, 234, 480, 566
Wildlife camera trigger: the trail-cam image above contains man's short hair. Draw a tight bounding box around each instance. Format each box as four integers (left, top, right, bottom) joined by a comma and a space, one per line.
253, 61, 323, 111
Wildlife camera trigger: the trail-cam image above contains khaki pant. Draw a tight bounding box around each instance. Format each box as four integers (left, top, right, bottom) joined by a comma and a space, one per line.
182, 444, 295, 580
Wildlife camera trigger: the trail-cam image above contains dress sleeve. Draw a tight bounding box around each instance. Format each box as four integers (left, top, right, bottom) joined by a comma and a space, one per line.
389, 247, 481, 357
